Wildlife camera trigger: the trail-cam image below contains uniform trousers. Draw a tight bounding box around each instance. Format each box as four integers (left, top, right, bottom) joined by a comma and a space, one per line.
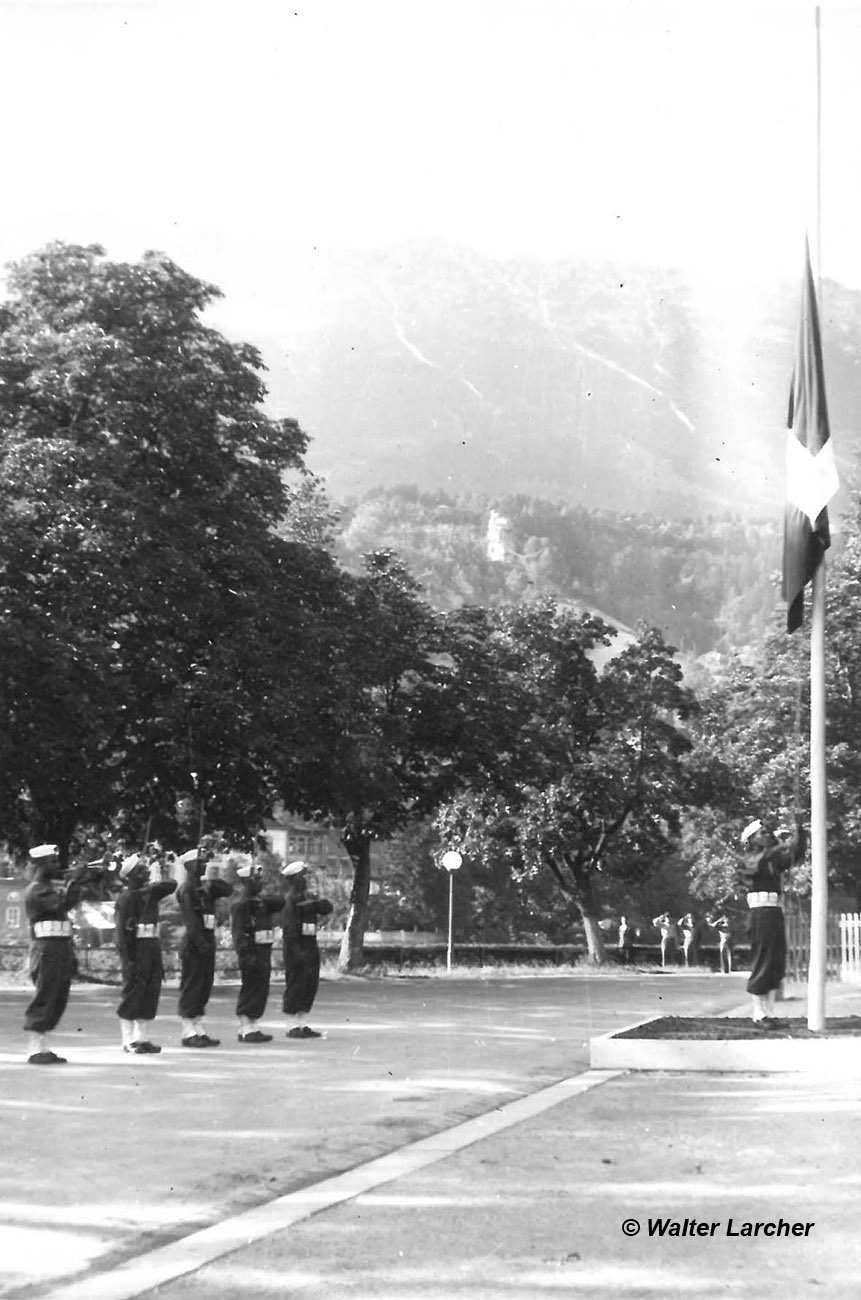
117, 940, 165, 1022
236, 945, 273, 1021
282, 940, 320, 1016
178, 938, 216, 1020
24, 939, 76, 1033
746, 906, 786, 996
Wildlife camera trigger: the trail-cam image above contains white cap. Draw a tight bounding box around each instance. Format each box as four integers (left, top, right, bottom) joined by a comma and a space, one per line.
29, 844, 57, 859
237, 863, 262, 879
281, 859, 307, 877
178, 849, 200, 865
740, 819, 763, 845
120, 854, 141, 878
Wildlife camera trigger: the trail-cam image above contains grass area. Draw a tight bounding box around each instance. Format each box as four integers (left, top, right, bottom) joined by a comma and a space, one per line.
615, 1014, 861, 1039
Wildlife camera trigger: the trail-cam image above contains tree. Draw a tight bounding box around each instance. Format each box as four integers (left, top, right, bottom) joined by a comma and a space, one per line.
434, 610, 697, 961
0, 242, 331, 857
278, 550, 465, 971
682, 488, 861, 910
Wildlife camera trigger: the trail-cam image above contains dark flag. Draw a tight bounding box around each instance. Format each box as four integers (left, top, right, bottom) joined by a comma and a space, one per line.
782, 240, 839, 632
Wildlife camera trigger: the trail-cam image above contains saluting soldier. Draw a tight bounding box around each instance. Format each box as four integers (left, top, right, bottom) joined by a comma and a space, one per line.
652, 912, 678, 968
280, 859, 334, 1039
231, 862, 282, 1042
738, 816, 806, 1027
114, 851, 178, 1054
706, 910, 735, 973
176, 847, 233, 1047
23, 844, 101, 1064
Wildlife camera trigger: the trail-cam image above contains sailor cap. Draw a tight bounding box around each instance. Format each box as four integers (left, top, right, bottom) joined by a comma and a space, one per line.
281, 859, 307, 877
29, 844, 57, 859
740, 819, 763, 845
120, 854, 141, 878
236, 863, 263, 878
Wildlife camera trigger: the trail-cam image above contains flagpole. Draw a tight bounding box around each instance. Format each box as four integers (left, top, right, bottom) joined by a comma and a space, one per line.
807, 559, 827, 1030
806, 3, 827, 1033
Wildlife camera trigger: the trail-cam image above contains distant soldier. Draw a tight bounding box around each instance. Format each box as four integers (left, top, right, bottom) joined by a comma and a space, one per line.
280, 860, 333, 1039
231, 862, 282, 1042
677, 912, 699, 967
23, 844, 102, 1064
652, 912, 678, 968
617, 915, 635, 964
176, 847, 233, 1047
114, 851, 177, 1054
706, 911, 734, 973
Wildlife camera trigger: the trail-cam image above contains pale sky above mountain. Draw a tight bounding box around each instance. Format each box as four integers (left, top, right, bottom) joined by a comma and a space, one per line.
0, 0, 859, 323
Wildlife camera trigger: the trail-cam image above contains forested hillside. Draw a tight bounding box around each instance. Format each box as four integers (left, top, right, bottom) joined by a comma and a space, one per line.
335, 486, 784, 655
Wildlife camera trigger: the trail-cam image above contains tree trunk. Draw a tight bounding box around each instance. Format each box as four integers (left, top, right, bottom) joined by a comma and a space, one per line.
580, 911, 606, 964
338, 834, 372, 972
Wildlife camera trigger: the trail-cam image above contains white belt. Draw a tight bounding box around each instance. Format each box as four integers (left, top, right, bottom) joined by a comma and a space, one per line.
301, 922, 317, 937
136, 924, 158, 938
747, 891, 782, 908
254, 929, 275, 944
203, 914, 215, 930
34, 920, 72, 938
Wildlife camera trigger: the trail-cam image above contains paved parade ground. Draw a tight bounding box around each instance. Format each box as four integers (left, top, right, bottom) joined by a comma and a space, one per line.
2, 971, 860, 1300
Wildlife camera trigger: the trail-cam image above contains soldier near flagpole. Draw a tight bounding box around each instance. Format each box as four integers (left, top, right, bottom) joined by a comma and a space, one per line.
231, 861, 282, 1042
739, 816, 807, 1027
176, 846, 233, 1047
279, 860, 333, 1038
114, 850, 178, 1054
22, 844, 104, 1064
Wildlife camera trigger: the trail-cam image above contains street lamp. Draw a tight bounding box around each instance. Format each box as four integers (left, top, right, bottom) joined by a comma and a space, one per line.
440, 850, 463, 973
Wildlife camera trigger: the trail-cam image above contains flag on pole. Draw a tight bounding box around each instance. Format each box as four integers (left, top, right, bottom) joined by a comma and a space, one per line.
782, 239, 840, 632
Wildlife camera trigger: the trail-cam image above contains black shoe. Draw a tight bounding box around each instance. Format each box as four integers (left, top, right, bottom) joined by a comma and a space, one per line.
286, 1026, 306, 1038
181, 1035, 207, 1048
300, 1026, 322, 1038
137, 1041, 162, 1054
239, 1030, 273, 1043
123, 1042, 148, 1054
197, 1033, 220, 1047
28, 1050, 67, 1064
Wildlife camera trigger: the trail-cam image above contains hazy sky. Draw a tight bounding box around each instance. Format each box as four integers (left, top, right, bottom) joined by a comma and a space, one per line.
1, 0, 859, 322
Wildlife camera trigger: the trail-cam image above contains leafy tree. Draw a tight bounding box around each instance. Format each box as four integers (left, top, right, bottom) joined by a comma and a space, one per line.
279, 550, 464, 971
435, 611, 697, 961
0, 242, 331, 857
681, 639, 807, 907
684, 489, 861, 911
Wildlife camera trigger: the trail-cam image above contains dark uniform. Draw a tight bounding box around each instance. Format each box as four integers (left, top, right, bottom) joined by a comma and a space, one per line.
177, 860, 233, 1046
280, 864, 333, 1038
740, 818, 806, 1022
23, 853, 84, 1063
231, 883, 282, 1041
115, 861, 177, 1053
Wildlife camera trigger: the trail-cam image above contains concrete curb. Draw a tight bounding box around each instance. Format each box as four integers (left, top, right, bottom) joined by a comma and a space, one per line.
589, 1014, 861, 1074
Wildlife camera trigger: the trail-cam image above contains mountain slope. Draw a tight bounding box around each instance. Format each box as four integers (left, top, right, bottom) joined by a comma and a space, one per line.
231, 241, 859, 518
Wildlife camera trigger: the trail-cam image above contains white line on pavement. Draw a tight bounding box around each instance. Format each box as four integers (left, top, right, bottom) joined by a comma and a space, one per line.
42, 1069, 621, 1300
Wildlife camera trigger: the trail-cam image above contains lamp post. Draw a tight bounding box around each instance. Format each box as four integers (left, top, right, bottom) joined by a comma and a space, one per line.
440, 850, 463, 973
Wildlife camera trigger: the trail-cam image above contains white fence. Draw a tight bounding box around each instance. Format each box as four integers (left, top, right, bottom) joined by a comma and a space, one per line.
839, 913, 861, 982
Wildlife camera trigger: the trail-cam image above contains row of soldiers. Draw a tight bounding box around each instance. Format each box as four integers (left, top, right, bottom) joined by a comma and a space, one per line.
22, 842, 333, 1065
